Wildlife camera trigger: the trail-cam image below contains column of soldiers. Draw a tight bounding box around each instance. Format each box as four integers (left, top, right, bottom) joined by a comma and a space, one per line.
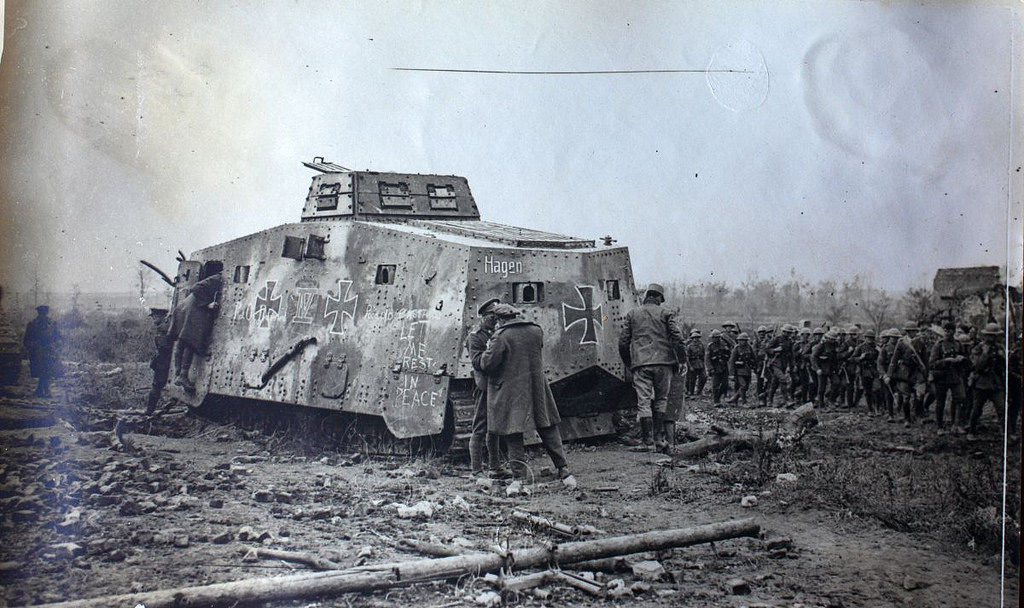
678, 319, 1020, 440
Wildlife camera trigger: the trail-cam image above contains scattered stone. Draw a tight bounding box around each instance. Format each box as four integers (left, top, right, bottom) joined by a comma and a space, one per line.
606, 578, 632, 598
505, 481, 531, 497
212, 532, 232, 544
395, 501, 435, 520
238, 525, 255, 541
561, 474, 578, 490
475, 477, 495, 492
474, 590, 502, 607
775, 472, 798, 483
52, 543, 84, 559
450, 495, 471, 512
902, 574, 927, 591
766, 537, 793, 551
668, 570, 686, 584
630, 581, 653, 594
725, 577, 751, 595
252, 490, 274, 503
275, 492, 294, 504
174, 535, 190, 548
740, 495, 758, 508
11, 510, 39, 523
209, 498, 224, 509
106, 549, 127, 562
631, 560, 666, 581
55, 509, 82, 534
357, 546, 374, 559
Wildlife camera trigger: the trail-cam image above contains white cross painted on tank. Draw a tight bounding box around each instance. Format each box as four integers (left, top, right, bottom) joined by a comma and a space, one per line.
324, 279, 359, 335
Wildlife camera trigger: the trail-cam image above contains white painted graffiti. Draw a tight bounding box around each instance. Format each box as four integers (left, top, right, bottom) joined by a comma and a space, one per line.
394, 373, 443, 409
289, 287, 320, 324
483, 255, 522, 278
396, 309, 434, 373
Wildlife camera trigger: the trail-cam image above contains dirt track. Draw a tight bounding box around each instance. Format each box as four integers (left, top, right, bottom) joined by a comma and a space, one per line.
0, 362, 1019, 607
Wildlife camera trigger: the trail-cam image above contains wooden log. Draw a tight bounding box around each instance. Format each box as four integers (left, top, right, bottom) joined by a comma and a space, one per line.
255, 548, 342, 571
673, 405, 818, 460
396, 539, 469, 558
511, 510, 579, 537
37, 518, 759, 608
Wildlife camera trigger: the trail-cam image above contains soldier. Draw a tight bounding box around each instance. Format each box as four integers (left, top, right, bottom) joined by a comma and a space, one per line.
704, 330, 731, 406
169, 273, 223, 391
928, 322, 967, 435
843, 326, 863, 408
791, 328, 811, 403
811, 330, 841, 408
754, 325, 770, 403
480, 304, 572, 482
966, 322, 1005, 439
684, 329, 707, 396
877, 329, 901, 421
764, 324, 797, 407
885, 321, 929, 426
804, 327, 826, 404
721, 321, 740, 347
834, 328, 854, 408
853, 331, 880, 416
144, 308, 174, 415
618, 283, 684, 452
23, 305, 61, 398
466, 298, 507, 478
728, 332, 756, 406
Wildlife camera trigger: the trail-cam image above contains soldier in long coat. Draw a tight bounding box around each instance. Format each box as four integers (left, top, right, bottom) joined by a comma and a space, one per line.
23, 305, 61, 398
967, 322, 1005, 439
145, 308, 174, 414
169, 273, 222, 390
479, 304, 570, 480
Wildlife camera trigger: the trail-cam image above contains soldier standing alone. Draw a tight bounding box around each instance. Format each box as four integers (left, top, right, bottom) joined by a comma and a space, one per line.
618, 283, 684, 452
23, 305, 61, 398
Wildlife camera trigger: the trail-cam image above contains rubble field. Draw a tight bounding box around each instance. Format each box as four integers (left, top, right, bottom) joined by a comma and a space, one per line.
0, 361, 1019, 607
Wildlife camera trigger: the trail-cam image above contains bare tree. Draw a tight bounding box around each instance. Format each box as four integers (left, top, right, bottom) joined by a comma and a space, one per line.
860, 290, 894, 334
902, 287, 939, 325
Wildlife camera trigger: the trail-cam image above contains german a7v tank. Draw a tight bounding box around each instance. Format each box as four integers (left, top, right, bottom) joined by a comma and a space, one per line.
169, 158, 638, 446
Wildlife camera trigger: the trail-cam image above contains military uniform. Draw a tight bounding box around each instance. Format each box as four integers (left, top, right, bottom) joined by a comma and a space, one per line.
684, 332, 706, 396
852, 335, 880, 416
466, 298, 503, 476
480, 309, 569, 478
885, 323, 929, 424
928, 327, 967, 432
877, 330, 899, 420
704, 331, 730, 405
145, 309, 174, 414
967, 323, 1005, 437
764, 326, 796, 406
728, 334, 756, 405
618, 283, 684, 451
811, 332, 840, 408
23, 306, 61, 398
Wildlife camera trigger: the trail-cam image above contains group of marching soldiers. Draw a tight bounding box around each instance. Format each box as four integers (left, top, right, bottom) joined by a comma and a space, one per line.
680, 319, 1021, 438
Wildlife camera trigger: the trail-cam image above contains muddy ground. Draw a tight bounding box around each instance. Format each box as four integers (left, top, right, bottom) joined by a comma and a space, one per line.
0, 361, 1019, 607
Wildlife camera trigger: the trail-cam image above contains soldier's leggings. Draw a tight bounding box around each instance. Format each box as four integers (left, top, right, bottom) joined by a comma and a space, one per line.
730, 375, 750, 404
503, 426, 568, 477
968, 388, 1004, 434
932, 382, 964, 428
468, 387, 502, 473
632, 365, 673, 419
710, 372, 728, 403
685, 367, 706, 395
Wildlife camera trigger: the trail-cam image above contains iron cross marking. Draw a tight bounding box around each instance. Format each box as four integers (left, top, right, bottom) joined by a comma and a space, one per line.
253, 280, 282, 328
324, 279, 359, 334
562, 285, 603, 345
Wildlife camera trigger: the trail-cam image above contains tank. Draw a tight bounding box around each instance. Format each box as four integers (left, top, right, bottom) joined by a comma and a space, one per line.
167, 158, 639, 446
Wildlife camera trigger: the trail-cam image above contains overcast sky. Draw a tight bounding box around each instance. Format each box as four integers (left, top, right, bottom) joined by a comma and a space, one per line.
1, 1, 1021, 300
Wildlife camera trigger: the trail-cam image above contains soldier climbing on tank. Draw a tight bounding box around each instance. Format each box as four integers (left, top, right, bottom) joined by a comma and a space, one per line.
466, 298, 509, 479
144, 308, 173, 415
169, 273, 223, 392
618, 283, 685, 452
23, 305, 61, 398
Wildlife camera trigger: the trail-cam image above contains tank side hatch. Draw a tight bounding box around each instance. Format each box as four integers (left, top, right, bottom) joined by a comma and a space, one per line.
301, 158, 480, 223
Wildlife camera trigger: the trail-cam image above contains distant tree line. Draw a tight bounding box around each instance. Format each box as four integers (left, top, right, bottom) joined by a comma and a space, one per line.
656, 272, 942, 334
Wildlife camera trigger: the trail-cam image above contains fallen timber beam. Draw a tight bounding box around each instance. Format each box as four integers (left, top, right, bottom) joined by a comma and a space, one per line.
34, 519, 759, 608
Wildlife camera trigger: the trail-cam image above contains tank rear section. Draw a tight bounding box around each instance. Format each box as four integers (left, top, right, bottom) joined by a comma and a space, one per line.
436, 222, 638, 441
